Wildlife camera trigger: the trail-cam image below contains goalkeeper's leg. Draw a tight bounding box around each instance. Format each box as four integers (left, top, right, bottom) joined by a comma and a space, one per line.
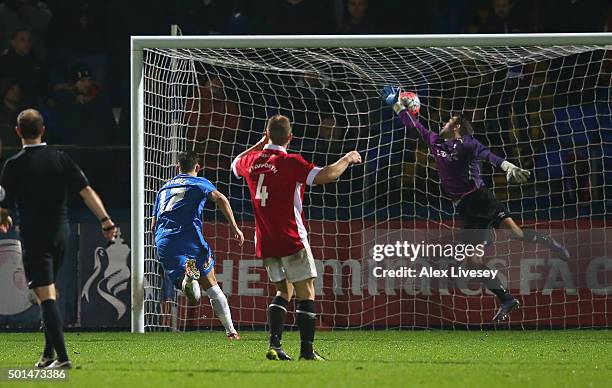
499, 217, 570, 260
462, 228, 519, 322
466, 251, 520, 322
199, 266, 239, 339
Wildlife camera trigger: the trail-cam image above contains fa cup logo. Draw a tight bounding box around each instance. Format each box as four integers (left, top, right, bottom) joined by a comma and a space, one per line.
81, 228, 131, 320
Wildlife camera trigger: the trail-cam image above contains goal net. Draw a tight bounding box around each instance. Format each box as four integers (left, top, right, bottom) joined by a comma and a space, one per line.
137, 36, 612, 331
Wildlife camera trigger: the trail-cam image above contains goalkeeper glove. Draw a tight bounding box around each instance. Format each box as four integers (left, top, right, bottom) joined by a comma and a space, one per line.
380, 85, 405, 114
501, 161, 531, 184
380, 85, 399, 105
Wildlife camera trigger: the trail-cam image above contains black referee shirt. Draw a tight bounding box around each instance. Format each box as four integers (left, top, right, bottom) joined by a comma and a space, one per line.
0, 143, 89, 242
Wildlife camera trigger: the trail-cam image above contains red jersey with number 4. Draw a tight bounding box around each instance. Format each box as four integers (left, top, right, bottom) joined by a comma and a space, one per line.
232, 144, 321, 258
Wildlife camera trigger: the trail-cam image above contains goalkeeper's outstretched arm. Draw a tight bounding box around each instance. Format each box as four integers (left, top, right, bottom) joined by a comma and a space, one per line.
391, 97, 438, 146
313, 151, 362, 185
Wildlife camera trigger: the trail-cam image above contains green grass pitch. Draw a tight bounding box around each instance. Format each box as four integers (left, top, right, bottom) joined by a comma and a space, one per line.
0, 330, 610, 387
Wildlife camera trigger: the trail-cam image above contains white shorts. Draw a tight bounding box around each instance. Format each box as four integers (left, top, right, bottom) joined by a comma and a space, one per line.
263, 248, 318, 284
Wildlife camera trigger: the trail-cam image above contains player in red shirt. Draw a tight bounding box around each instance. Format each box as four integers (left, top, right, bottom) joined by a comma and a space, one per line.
232, 115, 361, 361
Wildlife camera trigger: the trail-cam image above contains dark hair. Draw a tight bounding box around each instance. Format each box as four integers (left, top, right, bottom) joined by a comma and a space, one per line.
0, 77, 18, 98
453, 113, 474, 136
17, 109, 44, 139
177, 151, 199, 172
11, 28, 30, 40
267, 114, 292, 145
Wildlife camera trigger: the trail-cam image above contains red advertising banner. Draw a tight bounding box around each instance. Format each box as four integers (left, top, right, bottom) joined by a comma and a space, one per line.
177, 220, 611, 328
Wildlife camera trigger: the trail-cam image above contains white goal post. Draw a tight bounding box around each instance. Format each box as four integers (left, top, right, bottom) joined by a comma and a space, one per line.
131, 33, 612, 333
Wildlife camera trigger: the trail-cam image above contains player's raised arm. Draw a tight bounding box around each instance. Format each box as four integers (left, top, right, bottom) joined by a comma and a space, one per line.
231, 132, 269, 178
312, 151, 362, 185
381, 86, 437, 145
208, 190, 244, 246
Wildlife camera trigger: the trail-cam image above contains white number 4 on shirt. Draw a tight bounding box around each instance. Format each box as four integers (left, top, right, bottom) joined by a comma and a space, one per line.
255, 173, 269, 207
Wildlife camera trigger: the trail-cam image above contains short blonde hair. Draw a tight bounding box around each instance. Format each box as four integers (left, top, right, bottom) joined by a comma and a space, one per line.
267, 115, 292, 145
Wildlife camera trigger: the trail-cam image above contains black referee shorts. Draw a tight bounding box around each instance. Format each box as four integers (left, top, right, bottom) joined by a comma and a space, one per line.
456, 187, 510, 245
22, 225, 69, 289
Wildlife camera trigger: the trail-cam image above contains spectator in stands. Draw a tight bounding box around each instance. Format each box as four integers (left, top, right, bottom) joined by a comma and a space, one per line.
64, 2, 110, 98
539, 0, 607, 32
186, 75, 240, 170
0, 0, 53, 60
258, 0, 335, 35
0, 28, 46, 108
479, 0, 528, 33
53, 63, 115, 145
175, 0, 235, 35
0, 77, 23, 160
339, 0, 376, 34
426, 0, 467, 34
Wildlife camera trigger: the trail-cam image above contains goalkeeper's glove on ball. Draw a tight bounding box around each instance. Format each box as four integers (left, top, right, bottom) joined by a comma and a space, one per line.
501, 160, 531, 184
380, 85, 407, 114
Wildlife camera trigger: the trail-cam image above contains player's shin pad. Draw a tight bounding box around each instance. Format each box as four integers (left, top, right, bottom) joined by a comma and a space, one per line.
268, 296, 288, 348
296, 300, 316, 356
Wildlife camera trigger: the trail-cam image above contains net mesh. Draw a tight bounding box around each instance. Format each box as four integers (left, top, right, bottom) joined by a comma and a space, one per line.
142, 42, 612, 331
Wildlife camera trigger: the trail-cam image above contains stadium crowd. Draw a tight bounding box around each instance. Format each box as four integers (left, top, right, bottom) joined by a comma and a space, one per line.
0, 0, 609, 215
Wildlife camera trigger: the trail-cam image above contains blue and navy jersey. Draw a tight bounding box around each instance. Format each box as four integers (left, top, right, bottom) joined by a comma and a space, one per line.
153, 174, 217, 250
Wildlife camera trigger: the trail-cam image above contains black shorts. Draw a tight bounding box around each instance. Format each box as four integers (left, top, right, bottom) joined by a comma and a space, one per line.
456, 187, 510, 244
21, 225, 69, 289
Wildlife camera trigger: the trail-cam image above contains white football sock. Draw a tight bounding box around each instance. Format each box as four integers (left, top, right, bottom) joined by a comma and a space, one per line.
206, 284, 236, 334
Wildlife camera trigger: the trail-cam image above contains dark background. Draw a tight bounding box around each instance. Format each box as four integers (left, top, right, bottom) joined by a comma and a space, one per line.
0, 0, 609, 329
0, 0, 609, 215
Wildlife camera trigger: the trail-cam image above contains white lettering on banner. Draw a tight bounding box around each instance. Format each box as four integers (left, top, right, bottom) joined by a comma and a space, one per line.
215, 259, 234, 294
587, 257, 612, 295
520, 258, 546, 295
223, 257, 612, 296
543, 259, 576, 295
238, 260, 263, 296
314, 259, 362, 296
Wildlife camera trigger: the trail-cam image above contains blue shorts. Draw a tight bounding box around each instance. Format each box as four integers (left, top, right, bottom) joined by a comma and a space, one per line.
156, 241, 215, 287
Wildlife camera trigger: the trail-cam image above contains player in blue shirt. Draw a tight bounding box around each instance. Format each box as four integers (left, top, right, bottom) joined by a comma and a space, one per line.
151, 151, 244, 339
383, 86, 569, 322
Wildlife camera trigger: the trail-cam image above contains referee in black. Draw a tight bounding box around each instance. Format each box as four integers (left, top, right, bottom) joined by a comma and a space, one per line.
0, 109, 117, 369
